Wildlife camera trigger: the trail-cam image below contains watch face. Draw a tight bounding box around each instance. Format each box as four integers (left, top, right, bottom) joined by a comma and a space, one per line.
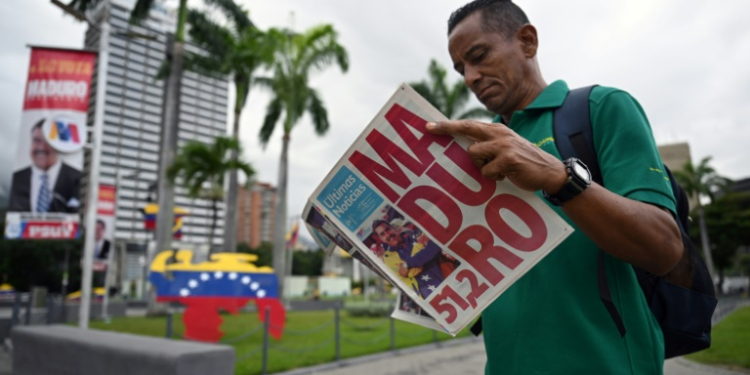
572, 161, 591, 184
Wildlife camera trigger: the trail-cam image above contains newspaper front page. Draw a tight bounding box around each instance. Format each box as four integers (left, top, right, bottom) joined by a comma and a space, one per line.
304, 84, 573, 335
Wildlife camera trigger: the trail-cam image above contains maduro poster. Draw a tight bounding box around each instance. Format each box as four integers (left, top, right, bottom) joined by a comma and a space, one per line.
4, 47, 96, 240
93, 184, 116, 272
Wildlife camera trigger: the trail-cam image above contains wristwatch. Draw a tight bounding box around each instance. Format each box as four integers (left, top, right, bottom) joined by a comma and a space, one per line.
542, 158, 592, 206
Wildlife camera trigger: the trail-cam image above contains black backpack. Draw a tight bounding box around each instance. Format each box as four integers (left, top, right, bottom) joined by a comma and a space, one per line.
553, 85, 718, 358
470, 86, 718, 359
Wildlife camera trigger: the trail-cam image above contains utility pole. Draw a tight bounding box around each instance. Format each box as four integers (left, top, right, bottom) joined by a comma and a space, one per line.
78, 0, 110, 329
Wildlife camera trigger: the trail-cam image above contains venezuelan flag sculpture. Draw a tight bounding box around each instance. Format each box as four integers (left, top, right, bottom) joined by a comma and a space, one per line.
149, 250, 286, 342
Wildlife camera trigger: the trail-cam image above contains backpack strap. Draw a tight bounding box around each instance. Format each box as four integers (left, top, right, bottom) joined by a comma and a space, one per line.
553, 86, 601, 182
553, 85, 627, 338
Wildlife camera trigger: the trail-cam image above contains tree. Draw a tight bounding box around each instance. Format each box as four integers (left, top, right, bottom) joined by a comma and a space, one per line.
673, 156, 731, 284
237, 242, 273, 268
256, 25, 348, 295
167, 137, 254, 253
0, 237, 83, 294
185, 1, 274, 254
292, 250, 325, 277
409, 59, 495, 120
691, 192, 750, 292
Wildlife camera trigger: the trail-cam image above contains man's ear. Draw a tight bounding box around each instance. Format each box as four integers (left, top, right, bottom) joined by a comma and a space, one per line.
516, 24, 539, 58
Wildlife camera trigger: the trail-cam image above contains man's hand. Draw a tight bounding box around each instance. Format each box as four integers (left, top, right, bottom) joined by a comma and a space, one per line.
426, 120, 568, 194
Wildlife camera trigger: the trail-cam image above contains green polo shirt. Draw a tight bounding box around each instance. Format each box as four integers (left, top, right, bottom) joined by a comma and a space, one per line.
482, 80, 675, 374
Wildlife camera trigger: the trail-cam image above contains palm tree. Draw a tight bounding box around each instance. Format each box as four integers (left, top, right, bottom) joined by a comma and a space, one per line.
673, 156, 731, 284
409, 59, 495, 120
70, 0, 191, 273
257, 25, 348, 294
184, 2, 274, 254
167, 137, 254, 253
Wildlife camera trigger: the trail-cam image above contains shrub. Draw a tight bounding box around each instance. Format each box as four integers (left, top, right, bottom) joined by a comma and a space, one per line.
344, 300, 394, 317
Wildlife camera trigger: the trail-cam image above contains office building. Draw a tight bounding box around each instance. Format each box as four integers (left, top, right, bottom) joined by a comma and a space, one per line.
84, 0, 229, 297
236, 182, 277, 249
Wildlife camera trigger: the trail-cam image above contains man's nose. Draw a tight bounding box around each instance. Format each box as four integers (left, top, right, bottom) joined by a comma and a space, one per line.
464, 65, 481, 90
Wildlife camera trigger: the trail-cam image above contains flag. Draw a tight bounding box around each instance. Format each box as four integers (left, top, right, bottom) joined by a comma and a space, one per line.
285, 221, 299, 250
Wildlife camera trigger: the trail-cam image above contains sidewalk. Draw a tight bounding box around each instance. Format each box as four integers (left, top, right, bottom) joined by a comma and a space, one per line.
1, 334, 746, 375
277, 338, 749, 375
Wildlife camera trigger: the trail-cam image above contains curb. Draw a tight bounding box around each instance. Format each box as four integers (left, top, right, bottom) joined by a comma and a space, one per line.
672, 358, 750, 375
274, 336, 483, 375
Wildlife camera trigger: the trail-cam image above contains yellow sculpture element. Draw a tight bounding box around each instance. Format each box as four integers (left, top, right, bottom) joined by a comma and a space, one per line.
66, 287, 105, 300
150, 250, 275, 274
0, 284, 14, 292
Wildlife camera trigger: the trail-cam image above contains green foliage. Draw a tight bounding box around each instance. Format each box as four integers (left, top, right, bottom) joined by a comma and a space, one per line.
343, 300, 395, 317
409, 59, 494, 120
237, 242, 273, 268
168, 136, 253, 198
0, 237, 83, 293
257, 24, 349, 144
185, 3, 274, 115
168, 136, 254, 250
686, 306, 750, 369
692, 192, 750, 272
673, 156, 732, 206
68, 0, 160, 29
292, 249, 324, 276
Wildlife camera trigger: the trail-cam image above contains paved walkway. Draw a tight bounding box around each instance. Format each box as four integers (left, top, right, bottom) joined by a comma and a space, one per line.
278, 338, 749, 375
1, 334, 747, 374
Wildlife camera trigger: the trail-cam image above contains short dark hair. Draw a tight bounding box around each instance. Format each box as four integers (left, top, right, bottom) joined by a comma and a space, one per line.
96, 219, 106, 228
448, 0, 529, 39
371, 219, 391, 234
32, 118, 45, 132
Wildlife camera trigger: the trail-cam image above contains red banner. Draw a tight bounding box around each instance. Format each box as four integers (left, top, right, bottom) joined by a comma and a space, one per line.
19, 220, 80, 240
23, 48, 96, 112
4, 47, 97, 240
97, 184, 117, 216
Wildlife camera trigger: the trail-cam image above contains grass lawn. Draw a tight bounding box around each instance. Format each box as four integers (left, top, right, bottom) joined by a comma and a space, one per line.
90, 310, 471, 375
685, 306, 750, 371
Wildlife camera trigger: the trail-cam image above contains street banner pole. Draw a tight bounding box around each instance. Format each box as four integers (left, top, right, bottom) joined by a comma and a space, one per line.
80, 0, 110, 329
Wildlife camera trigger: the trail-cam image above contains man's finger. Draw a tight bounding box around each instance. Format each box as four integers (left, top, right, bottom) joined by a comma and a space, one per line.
426, 120, 492, 141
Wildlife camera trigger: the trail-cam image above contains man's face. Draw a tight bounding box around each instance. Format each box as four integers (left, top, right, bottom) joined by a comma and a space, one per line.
375, 224, 401, 247
448, 12, 532, 116
31, 127, 58, 171
95, 223, 105, 241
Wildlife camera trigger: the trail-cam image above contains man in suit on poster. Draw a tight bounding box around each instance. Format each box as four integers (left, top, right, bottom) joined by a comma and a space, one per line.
8, 119, 82, 213
95, 219, 111, 260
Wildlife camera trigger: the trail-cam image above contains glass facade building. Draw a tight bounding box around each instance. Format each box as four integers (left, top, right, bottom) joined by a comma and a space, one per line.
84, 0, 229, 297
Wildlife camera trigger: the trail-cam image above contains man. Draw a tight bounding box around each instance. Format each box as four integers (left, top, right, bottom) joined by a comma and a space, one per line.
94, 219, 111, 260
372, 220, 444, 298
8, 119, 82, 213
425, 1, 683, 373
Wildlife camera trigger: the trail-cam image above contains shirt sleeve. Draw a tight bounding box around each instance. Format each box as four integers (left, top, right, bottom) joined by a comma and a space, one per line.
589, 87, 677, 216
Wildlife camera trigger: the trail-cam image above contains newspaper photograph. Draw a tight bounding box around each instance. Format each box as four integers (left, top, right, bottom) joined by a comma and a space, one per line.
304, 83, 574, 335
391, 291, 447, 332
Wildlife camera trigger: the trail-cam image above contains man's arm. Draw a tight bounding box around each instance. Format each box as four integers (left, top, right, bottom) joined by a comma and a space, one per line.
426, 120, 682, 276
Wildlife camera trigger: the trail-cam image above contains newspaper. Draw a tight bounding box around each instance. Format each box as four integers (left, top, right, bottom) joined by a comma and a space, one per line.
303, 83, 574, 335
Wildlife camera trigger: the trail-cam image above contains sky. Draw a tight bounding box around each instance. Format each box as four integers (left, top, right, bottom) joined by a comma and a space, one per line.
1, 0, 749, 243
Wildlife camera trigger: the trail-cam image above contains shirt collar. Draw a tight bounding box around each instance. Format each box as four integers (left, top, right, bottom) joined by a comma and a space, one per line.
523, 80, 570, 110
31, 160, 62, 183
493, 80, 570, 123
